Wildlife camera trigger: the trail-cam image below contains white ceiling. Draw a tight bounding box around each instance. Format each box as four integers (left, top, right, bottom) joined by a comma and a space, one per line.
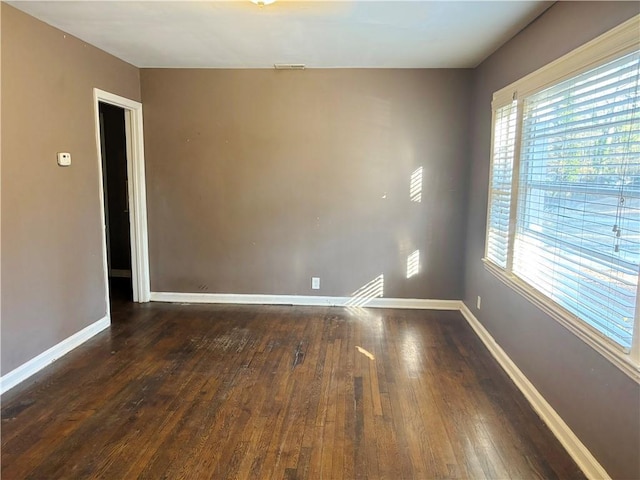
8, 1, 552, 68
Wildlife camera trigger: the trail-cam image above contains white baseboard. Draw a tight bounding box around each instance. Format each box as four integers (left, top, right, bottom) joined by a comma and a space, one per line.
149, 291, 461, 311
459, 303, 610, 480
0, 315, 110, 395
150, 292, 343, 306
364, 297, 461, 310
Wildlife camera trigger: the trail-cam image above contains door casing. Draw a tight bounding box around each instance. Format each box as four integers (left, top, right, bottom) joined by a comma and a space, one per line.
93, 88, 150, 305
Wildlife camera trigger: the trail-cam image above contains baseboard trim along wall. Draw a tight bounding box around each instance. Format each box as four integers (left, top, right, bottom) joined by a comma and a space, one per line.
149, 292, 461, 310
110, 269, 132, 278
459, 303, 610, 480
0, 315, 110, 395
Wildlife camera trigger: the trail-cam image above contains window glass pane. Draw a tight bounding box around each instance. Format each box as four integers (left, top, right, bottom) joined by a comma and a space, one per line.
487, 101, 517, 268
513, 51, 640, 349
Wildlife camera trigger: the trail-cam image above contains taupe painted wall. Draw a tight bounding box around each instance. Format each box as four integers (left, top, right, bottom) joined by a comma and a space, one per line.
463, 2, 640, 479
141, 69, 471, 299
1, 4, 140, 374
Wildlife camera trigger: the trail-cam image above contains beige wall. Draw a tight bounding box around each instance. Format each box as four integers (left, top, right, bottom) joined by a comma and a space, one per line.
141, 68, 471, 299
463, 3, 640, 479
1, 4, 141, 374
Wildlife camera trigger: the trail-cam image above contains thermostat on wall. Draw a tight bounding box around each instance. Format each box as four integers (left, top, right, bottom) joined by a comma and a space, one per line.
57, 152, 71, 167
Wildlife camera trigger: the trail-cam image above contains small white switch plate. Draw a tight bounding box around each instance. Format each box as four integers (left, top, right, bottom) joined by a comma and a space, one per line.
311, 277, 320, 290
57, 152, 71, 167
477, 296, 482, 310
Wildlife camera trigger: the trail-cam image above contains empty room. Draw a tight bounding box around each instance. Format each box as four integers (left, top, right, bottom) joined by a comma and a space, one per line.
1, 1, 639, 479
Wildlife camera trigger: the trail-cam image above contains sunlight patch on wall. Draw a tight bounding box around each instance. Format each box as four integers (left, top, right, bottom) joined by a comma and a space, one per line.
410, 166, 423, 202
406, 250, 420, 278
345, 274, 384, 308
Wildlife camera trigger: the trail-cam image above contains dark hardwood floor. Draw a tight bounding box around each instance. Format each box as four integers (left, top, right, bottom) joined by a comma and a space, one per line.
1, 299, 585, 479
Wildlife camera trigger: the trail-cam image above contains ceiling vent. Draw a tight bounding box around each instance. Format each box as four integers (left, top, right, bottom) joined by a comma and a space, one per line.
273, 64, 306, 70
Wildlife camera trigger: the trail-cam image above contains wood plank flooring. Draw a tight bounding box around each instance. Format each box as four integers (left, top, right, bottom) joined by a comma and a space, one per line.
1, 300, 586, 479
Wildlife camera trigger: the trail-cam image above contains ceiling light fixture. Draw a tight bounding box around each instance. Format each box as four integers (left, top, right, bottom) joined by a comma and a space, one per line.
250, 0, 276, 6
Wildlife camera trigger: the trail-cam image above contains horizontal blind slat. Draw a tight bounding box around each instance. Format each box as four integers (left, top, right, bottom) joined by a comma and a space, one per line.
486, 101, 518, 268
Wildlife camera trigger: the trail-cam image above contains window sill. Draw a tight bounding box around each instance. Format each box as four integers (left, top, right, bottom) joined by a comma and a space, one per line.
482, 258, 640, 383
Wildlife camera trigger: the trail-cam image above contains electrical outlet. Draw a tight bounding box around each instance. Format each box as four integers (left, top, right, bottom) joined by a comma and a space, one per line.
312, 277, 320, 290
477, 296, 482, 310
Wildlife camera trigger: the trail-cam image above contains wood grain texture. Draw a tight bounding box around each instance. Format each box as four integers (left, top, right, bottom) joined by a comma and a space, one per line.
1, 300, 586, 479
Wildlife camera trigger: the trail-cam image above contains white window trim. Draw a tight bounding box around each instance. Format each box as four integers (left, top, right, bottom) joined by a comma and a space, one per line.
484, 259, 640, 381
483, 14, 640, 383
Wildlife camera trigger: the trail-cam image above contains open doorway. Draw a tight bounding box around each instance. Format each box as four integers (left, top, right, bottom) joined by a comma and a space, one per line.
93, 89, 150, 309
99, 102, 132, 303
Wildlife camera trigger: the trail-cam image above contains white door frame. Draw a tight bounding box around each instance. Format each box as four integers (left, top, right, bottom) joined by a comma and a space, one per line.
93, 88, 150, 303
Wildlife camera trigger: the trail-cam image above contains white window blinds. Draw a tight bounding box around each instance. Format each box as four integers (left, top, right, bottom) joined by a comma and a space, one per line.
486, 101, 517, 268
512, 51, 640, 350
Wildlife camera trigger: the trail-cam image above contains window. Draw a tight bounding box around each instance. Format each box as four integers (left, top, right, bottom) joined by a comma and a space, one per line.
486, 101, 517, 269
484, 16, 640, 380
